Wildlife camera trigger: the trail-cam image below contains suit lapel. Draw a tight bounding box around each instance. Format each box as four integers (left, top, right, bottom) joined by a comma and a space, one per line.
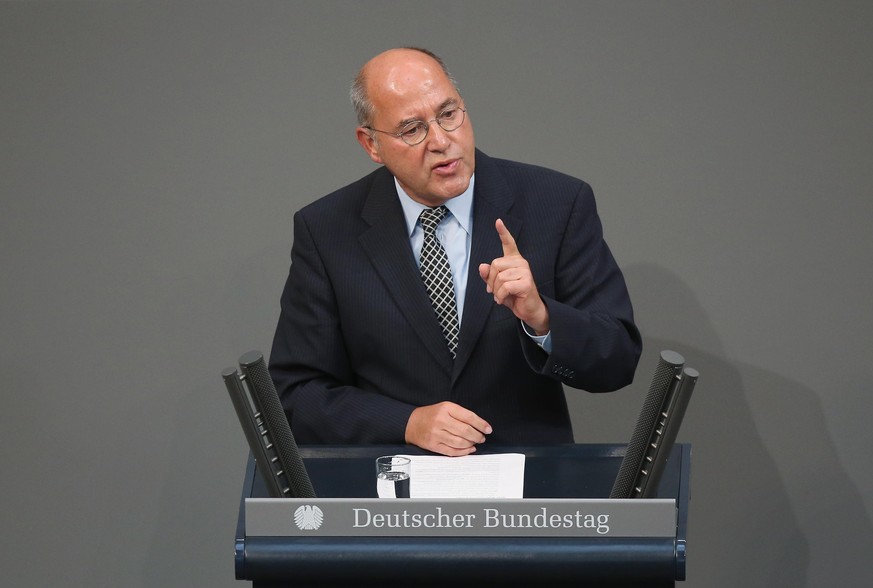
357, 169, 455, 373
452, 151, 522, 383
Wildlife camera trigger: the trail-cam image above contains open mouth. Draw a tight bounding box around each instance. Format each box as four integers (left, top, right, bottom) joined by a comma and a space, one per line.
432, 159, 459, 174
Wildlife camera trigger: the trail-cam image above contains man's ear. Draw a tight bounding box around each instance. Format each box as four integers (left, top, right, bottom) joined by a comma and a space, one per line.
356, 127, 383, 164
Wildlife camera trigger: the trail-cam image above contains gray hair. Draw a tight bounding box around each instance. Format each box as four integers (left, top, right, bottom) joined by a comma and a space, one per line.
350, 47, 460, 127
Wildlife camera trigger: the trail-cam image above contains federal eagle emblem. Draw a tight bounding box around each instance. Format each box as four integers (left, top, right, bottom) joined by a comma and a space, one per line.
294, 505, 324, 531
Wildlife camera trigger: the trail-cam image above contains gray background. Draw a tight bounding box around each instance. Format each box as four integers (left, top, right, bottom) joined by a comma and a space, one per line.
2, 1, 871, 586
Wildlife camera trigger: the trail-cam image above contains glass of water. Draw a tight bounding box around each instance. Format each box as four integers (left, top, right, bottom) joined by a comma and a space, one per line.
375, 455, 411, 498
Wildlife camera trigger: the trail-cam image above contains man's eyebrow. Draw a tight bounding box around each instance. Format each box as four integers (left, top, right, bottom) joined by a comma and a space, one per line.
396, 116, 422, 129
395, 98, 460, 129
437, 97, 459, 112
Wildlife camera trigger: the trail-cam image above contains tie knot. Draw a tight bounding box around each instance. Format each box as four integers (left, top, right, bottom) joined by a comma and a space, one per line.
419, 206, 448, 236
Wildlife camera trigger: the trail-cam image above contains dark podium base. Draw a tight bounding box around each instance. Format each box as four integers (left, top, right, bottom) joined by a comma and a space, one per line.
235, 444, 691, 587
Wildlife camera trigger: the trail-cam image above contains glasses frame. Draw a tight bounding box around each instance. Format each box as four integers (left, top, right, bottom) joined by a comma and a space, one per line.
364, 107, 467, 146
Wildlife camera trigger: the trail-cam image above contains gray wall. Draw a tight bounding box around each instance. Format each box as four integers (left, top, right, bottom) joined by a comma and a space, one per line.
2, 1, 871, 586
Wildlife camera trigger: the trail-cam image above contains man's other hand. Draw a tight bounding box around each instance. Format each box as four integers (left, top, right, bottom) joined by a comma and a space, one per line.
405, 401, 492, 456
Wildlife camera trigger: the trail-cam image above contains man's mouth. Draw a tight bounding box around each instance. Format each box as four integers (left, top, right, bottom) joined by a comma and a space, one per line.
432, 159, 459, 174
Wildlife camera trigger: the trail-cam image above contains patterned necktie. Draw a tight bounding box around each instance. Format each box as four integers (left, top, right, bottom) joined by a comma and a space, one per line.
418, 206, 460, 358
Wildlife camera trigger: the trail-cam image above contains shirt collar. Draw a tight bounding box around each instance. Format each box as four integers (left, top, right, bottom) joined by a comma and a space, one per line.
395, 175, 475, 237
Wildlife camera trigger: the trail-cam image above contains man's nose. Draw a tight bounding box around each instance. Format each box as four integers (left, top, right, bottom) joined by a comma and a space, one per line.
424, 123, 451, 150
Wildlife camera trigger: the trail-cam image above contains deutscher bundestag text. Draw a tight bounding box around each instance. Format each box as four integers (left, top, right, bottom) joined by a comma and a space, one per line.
353, 507, 610, 534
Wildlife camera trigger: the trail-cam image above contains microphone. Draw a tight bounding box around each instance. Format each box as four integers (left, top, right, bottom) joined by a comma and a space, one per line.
611, 350, 698, 499
223, 350, 315, 498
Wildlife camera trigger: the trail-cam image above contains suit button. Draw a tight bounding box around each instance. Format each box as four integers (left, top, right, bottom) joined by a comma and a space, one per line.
552, 365, 574, 378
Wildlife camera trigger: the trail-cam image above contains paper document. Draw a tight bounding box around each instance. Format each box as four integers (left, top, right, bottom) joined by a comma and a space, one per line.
399, 453, 526, 499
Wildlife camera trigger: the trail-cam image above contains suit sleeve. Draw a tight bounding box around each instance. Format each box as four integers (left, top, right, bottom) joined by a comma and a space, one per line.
269, 211, 416, 444
519, 181, 642, 392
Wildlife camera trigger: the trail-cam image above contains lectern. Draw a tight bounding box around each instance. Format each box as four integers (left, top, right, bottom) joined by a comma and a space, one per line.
233, 443, 690, 587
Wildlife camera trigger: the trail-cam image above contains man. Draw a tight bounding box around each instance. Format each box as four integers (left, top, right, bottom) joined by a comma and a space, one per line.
269, 47, 641, 456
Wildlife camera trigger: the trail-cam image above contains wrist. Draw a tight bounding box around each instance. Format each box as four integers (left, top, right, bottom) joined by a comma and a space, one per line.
525, 303, 549, 336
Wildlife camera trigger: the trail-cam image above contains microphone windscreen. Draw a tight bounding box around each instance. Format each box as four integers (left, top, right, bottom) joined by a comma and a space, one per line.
610, 350, 684, 499
223, 366, 284, 498
240, 350, 316, 498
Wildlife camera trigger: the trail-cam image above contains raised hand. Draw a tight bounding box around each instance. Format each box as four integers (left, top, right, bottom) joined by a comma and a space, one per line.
478, 219, 549, 334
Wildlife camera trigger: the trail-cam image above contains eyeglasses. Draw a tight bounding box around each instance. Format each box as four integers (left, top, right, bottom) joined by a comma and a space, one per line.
364, 107, 467, 146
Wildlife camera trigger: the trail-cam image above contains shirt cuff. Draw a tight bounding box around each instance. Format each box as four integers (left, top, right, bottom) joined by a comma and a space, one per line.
521, 321, 552, 354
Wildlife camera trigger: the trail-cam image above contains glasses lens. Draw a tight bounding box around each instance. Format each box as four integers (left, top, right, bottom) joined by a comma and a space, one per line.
437, 108, 465, 132
400, 123, 427, 146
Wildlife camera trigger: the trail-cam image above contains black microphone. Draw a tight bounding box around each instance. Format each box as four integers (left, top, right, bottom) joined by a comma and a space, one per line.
643, 366, 698, 495
223, 365, 285, 498
611, 350, 698, 499
223, 350, 315, 498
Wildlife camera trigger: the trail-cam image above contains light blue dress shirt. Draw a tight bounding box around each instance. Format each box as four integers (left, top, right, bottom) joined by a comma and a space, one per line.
396, 176, 473, 324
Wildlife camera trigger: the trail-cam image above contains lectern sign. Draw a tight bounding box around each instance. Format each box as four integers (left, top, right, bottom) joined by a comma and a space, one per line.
246, 498, 677, 538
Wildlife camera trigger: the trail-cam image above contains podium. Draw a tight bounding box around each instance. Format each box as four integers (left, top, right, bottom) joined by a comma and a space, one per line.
234, 443, 691, 587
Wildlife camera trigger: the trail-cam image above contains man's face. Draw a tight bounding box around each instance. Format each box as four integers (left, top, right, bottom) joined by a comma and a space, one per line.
356, 51, 475, 207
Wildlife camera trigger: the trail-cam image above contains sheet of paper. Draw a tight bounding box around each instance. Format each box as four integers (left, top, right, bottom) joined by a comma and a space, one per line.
398, 453, 526, 499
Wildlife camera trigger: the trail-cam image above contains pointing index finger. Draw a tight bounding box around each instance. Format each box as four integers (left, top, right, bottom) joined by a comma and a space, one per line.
495, 218, 519, 256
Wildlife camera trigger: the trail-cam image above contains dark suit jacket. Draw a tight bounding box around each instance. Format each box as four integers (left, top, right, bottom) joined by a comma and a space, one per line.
269, 150, 641, 446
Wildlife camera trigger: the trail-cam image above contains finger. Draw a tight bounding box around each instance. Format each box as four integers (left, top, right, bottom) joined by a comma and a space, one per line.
448, 405, 493, 437
485, 258, 516, 300
495, 218, 520, 256
440, 429, 482, 449
433, 419, 481, 452
487, 265, 520, 303
481, 261, 500, 295
442, 424, 486, 447
436, 443, 478, 457
493, 267, 529, 297
478, 263, 493, 293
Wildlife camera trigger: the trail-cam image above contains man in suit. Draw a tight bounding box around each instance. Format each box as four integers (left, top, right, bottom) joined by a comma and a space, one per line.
269, 47, 641, 456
